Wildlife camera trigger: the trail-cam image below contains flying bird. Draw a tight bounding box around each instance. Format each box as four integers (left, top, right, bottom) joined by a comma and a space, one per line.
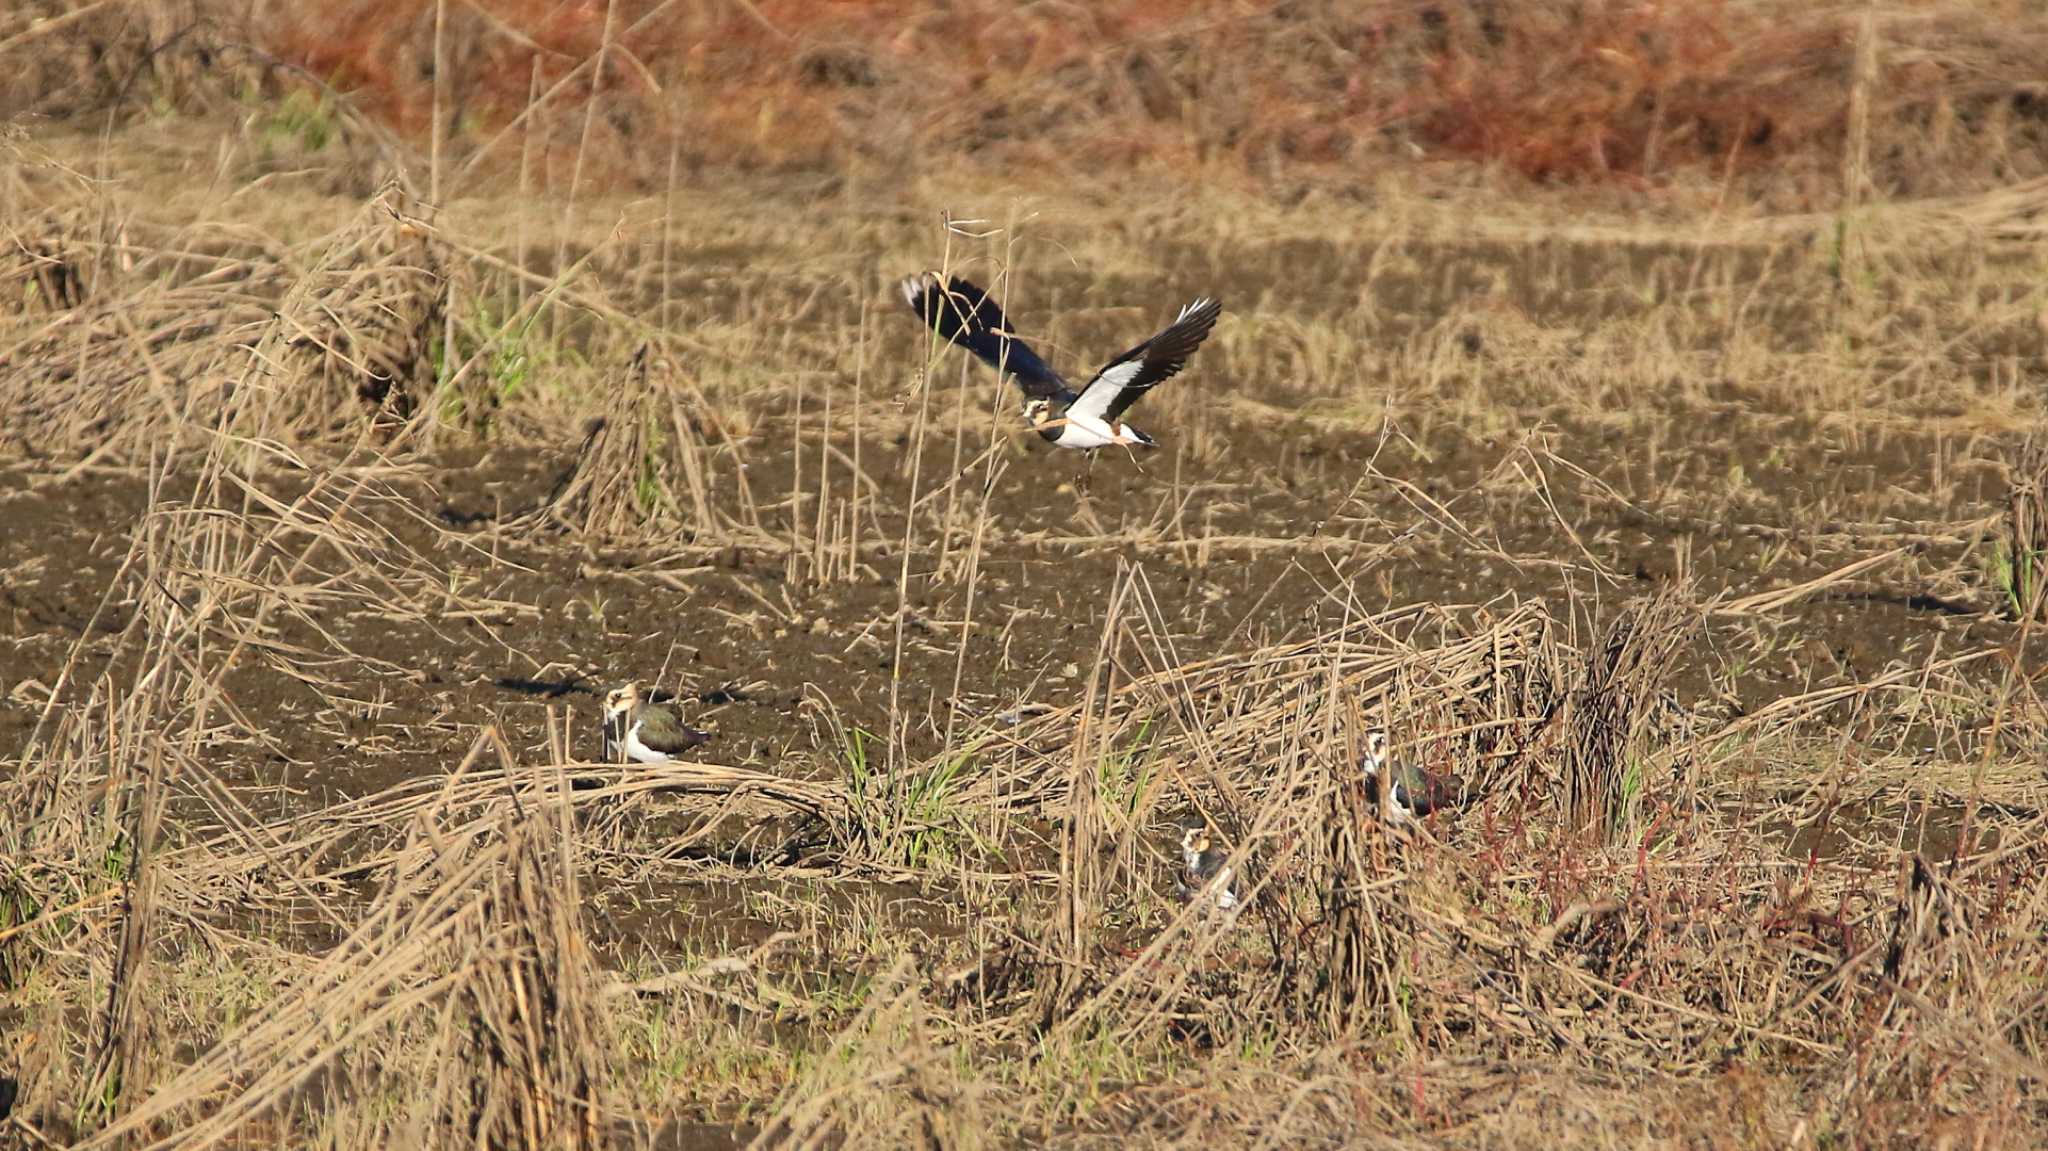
899, 271, 1221, 452
602, 682, 711, 764
1360, 730, 1470, 825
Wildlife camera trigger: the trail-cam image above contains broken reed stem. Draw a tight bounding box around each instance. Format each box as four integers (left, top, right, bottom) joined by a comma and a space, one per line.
2006, 434, 2048, 628
661, 118, 679, 331
849, 299, 867, 582
515, 55, 541, 318
935, 348, 971, 579
428, 0, 448, 207
1842, 5, 1879, 211
886, 233, 958, 783
550, 0, 618, 348
1046, 565, 1135, 1023
87, 742, 167, 1131
940, 391, 1010, 754
813, 343, 835, 582
787, 363, 803, 583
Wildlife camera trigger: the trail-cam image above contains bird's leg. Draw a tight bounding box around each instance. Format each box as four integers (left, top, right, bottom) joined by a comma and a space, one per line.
1070, 454, 1109, 535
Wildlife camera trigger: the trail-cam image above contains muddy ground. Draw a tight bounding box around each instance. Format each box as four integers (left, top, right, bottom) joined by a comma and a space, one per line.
2, 396, 2025, 835
6, 121, 2048, 1145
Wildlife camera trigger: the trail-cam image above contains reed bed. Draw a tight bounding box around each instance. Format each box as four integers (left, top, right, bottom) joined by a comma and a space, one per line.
519, 343, 771, 551
3, 48, 2048, 1149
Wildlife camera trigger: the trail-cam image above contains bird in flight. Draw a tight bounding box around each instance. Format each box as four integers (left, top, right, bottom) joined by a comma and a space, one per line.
899, 272, 1222, 452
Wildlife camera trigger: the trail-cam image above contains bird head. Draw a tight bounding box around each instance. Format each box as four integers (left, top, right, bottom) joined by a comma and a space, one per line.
604, 683, 642, 717
1023, 398, 1054, 427
1180, 824, 1212, 857
1363, 729, 1389, 770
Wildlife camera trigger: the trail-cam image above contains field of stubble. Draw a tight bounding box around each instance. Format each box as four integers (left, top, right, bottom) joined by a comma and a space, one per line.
3, 108, 2048, 1150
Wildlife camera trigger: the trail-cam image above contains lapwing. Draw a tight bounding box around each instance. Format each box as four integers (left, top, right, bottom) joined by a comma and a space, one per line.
1360, 730, 1470, 825
601, 683, 711, 764
1177, 823, 1240, 913
899, 272, 1222, 453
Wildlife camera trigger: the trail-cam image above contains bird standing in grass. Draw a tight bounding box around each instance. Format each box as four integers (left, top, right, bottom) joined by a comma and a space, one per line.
1360, 730, 1470, 825
1177, 823, 1240, 913
899, 271, 1222, 454
602, 683, 711, 764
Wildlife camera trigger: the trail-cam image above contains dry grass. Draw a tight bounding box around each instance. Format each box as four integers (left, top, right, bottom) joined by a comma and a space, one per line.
2001, 435, 2048, 624
521, 343, 763, 548
2, 8, 2048, 1149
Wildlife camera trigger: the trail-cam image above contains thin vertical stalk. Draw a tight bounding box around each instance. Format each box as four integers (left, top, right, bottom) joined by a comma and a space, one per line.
428, 0, 449, 207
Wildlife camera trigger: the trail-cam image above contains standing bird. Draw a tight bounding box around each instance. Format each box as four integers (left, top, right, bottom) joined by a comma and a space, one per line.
1177, 823, 1240, 913
899, 272, 1222, 452
601, 683, 711, 764
1360, 730, 1470, 825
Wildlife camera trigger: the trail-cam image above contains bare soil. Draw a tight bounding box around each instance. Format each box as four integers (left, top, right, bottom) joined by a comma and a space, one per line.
5, 112, 2047, 1149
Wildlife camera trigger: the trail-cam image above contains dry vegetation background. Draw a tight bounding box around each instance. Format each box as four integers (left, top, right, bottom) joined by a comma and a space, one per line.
3, 1, 2048, 1148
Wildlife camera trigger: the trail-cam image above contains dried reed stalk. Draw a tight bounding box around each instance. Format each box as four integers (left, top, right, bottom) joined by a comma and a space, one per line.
523, 343, 728, 542
1841, 6, 1879, 210
1320, 706, 1398, 1038
429, 808, 611, 1151
272, 183, 450, 442
2003, 434, 2048, 625
1040, 567, 1135, 1028
1562, 583, 1697, 840
84, 743, 168, 1135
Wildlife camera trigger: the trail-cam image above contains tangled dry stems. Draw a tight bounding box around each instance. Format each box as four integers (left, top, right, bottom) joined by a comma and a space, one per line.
3, 23, 2048, 1144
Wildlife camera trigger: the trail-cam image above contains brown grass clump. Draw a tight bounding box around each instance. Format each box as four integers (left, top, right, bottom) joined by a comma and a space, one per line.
430, 806, 612, 1151
2000, 434, 2048, 624
1562, 582, 1699, 840
0, 179, 459, 460
0, 247, 283, 460
522, 343, 751, 546
267, 183, 450, 442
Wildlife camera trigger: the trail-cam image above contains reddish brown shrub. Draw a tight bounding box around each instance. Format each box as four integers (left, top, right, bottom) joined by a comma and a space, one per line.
7, 1, 2044, 197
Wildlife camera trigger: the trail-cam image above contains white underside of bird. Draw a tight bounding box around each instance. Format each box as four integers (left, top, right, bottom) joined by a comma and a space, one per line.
1201, 871, 1240, 911
1373, 785, 1417, 825
899, 272, 1218, 454
1047, 409, 1146, 450
614, 720, 674, 764
1180, 839, 1240, 911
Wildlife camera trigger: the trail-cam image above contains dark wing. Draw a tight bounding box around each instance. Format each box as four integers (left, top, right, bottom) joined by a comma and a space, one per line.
1069, 296, 1221, 425
899, 272, 1073, 402
637, 705, 711, 756
1395, 766, 1470, 817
